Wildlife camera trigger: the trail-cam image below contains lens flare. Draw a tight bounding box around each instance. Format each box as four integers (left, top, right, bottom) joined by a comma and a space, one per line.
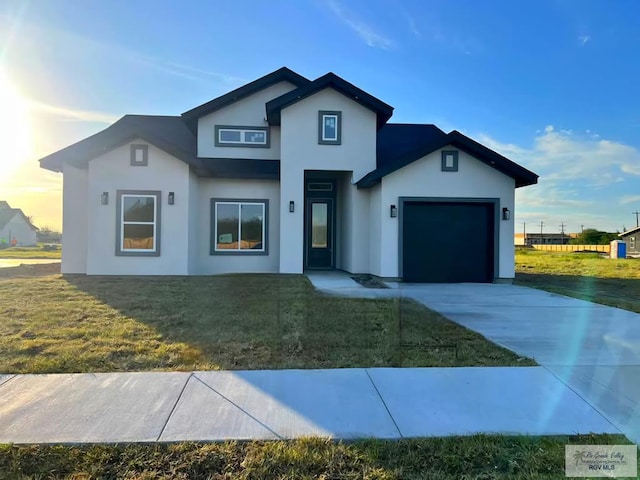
0, 72, 32, 177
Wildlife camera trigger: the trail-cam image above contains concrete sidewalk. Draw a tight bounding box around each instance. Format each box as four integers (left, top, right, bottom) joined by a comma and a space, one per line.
0, 367, 618, 443
307, 272, 640, 445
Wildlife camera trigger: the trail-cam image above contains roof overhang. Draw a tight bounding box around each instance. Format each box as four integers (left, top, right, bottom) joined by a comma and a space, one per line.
39, 116, 199, 173
266, 72, 394, 128
619, 226, 640, 237
197, 158, 280, 180
181, 67, 310, 133
357, 130, 538, 188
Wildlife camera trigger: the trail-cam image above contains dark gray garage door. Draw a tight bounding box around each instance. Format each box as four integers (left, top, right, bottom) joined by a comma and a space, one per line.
402, 201, 495, 283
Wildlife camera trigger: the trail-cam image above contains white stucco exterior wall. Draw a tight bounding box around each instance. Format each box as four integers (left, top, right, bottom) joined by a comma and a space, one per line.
0, 215, 37, 246
279, 88, 378, 273
193, 178, 280, 274
379, 147, 516, 279
187, 170, 200, 275
368, 183, 383, 277
338, 180, 370, 274
197, 82, 296, 160
86, 140, 191, 275
61, 164, 88, 273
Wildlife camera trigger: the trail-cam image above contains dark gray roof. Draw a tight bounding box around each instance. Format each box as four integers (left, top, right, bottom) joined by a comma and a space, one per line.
0, 207, 37, 231
199, 158, 280, 180
39, 115, 199, 173
38, 69, 537, 187
357, 128, 538, 188
619, 226, 640, 237
266, 72, 394, 128
181, 67, 310, 132
0, 201, 10, 210
376, 124, 447, 169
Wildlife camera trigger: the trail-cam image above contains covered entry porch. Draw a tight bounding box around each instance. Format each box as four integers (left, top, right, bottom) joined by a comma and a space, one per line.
303, 170, 367, 273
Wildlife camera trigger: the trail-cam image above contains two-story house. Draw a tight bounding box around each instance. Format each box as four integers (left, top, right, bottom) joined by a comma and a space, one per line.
39, 67, 538, 282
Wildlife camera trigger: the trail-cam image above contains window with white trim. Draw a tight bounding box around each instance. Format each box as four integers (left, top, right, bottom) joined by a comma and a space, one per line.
214, 126, 269, 147
211, 199, 268, 254
116, 191, 161, 256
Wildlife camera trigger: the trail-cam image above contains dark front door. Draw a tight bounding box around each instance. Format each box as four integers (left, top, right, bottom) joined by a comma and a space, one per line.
305, 198, 334, 268
402, 201, 495, 283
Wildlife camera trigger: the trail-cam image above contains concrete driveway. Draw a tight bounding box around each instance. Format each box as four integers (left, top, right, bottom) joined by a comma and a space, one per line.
386, 282, 640, 445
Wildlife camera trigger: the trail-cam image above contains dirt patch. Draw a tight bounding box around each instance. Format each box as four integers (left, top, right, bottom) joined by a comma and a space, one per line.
350, 274, 389, 288
0, 263, 61, 279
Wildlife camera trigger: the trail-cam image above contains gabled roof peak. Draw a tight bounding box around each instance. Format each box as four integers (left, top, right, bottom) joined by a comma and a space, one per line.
181, 67, 310, 130
265, 71, 394, 128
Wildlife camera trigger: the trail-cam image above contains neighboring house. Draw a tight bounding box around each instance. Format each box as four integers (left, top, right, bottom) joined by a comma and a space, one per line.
619, 227, 640, 257
39, 67, 538, 282
0, 201, 38, 247
515, 233, 576, 246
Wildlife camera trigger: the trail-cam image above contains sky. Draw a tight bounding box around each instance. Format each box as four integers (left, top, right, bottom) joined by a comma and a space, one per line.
0, 0, 639, 233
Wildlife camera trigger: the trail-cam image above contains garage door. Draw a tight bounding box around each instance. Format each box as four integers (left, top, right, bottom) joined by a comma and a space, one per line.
402, 201, 495, 283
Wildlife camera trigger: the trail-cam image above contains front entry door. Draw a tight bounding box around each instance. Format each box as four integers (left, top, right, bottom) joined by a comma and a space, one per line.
305, 198, 334, 269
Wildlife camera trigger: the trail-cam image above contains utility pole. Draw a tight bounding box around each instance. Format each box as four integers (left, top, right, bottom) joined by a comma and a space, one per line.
581, 225, 584, 233
523, 221, 526, 245
559, 222, 566, 244
540, 221, 544, 245
633, 211, 640, 228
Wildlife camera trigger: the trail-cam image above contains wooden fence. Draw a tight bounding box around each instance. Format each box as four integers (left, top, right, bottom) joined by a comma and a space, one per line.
530, 244, 610, 253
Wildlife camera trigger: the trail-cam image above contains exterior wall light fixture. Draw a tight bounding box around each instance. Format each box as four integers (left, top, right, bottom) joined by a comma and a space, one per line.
168, 192, 175, 205
390, 205, 397, 218
101, 192, 109, 205
502, 207, 510, 220
289, 201, 295, 213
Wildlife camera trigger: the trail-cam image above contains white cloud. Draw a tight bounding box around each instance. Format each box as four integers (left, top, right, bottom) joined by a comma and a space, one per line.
620, 195, 640, 205
578, 35, 590, 46
407, 16, 421, 38
479, 128, 640, 232
27, 99, 120, 124
326, 1, 394, 50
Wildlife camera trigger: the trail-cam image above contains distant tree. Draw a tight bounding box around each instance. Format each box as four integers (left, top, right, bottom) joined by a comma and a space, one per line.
36, 226, 62, 243
570, 228, 617, 245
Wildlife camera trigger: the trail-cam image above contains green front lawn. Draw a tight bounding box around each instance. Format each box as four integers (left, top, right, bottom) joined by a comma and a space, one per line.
0, 245, 61, 259
515, 249, 640, 313
1, 434, 635, 480
0, 266, 534, 373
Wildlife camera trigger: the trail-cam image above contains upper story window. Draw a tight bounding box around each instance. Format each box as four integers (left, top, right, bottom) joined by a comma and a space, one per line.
214, 125, 269, 148
130, 144, 148, 166
441, 150, 459, 172
318, 111, 342, 145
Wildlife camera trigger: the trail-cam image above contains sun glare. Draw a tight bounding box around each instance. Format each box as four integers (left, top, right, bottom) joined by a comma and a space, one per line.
0, 72, 31, 178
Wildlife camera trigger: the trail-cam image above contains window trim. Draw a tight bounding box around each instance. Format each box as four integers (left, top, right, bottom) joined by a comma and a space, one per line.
441, 150, 459, 172
115, 190, 161, 257
214, 125, 270, 148
130, 144, 148, 166
318, 111, 342, 145
210, 198, 269, 255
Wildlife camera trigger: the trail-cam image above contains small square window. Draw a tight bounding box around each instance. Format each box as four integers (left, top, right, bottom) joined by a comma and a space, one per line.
318, 111, 342, 145
130, 145, 148, 166
441, 150, 459, 172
